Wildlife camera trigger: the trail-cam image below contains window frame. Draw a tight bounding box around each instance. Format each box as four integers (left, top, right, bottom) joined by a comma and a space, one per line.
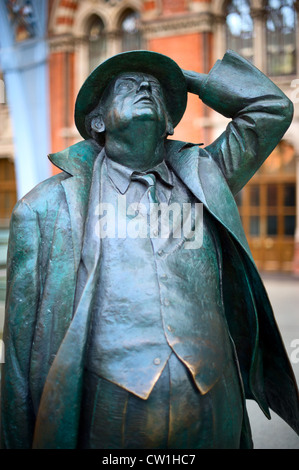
87, 14, 107, 73
118, 9, 142, 52
222, 0, 298, 80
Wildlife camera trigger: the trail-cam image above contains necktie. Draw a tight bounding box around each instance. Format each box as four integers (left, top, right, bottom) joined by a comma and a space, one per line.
130, 172, 160, 239
131, 172, 159, 205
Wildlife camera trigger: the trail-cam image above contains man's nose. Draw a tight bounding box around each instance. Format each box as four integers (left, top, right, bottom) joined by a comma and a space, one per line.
137, 80, 151, 93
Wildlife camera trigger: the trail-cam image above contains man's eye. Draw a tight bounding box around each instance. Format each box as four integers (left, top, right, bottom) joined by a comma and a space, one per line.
117, 81, 134, 91
150, 82, 161, 92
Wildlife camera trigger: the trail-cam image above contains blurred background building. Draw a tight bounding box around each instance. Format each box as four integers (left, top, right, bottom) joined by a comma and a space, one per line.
1, 0, 299, 303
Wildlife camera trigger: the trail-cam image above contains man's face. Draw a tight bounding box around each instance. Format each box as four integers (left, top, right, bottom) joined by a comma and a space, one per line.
99, 72, 171, 135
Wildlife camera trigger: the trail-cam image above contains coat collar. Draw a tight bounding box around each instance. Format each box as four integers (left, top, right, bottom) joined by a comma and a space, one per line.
48, 138, 253, 264
106, 157, 173, 195
165, 139, 253, 262
48, 139, 100, 177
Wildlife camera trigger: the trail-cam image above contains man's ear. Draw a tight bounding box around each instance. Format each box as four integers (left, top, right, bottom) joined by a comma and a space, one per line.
91, 115, 105, 134
166, 117, 174, 136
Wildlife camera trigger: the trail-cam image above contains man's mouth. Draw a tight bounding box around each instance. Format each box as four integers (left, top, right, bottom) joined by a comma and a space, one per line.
134, 94, 154, 104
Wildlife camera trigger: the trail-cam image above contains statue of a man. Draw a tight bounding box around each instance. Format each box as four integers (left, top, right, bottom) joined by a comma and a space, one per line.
1, 50, 299, 449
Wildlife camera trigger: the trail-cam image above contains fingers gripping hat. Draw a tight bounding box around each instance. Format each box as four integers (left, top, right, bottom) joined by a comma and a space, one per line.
75, 50, 188, 140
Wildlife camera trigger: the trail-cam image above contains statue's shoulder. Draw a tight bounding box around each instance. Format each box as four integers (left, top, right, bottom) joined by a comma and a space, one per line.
49, 139, 101, 177
15, 172, 70, 216
12, 139, 101, 218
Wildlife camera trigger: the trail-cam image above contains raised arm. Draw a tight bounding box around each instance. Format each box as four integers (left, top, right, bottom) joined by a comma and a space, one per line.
1, 200, 40, 448
183, 50, 293, 195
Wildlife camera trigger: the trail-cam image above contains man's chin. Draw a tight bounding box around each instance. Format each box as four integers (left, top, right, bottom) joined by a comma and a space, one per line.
132, 106, 159, 120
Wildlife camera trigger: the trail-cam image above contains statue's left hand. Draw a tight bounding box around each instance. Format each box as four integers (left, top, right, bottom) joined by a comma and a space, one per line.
182, 69, 208, 96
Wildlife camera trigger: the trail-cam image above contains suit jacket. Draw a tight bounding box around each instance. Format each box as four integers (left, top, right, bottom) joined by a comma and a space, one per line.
1, 50, 298, 449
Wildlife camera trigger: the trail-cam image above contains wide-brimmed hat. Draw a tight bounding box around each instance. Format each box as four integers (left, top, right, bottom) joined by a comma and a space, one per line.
74, 50, 188, 140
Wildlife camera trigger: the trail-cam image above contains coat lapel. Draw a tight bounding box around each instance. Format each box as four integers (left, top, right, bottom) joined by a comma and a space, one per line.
48, 139, 102, 273
165, 139, 254, 264
61, 176, 89, 272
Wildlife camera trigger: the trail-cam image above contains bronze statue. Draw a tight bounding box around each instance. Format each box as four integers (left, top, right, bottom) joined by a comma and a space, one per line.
1, 50, 299, 449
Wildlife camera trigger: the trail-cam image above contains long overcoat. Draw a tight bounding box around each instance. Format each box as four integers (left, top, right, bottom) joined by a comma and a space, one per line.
1, 51, 299, 448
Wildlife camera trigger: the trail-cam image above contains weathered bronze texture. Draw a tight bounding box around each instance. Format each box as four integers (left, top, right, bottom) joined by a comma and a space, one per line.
1, 50, 299, 449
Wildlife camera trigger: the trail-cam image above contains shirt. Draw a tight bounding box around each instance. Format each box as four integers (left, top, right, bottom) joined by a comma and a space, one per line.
106, 157, 173, 205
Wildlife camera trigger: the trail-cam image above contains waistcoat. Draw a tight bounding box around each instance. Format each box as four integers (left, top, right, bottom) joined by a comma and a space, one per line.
86, 160, 234, 398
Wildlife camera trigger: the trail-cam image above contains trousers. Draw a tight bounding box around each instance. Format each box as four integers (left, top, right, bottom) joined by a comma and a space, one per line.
78, 352, 246, 449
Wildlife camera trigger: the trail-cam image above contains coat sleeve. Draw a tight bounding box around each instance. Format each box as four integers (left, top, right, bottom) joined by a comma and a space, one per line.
1, 199, 41, 449
200, 50, 293, 195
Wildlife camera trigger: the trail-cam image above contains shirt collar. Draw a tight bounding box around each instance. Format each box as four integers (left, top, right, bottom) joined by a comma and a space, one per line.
106, 156, 173, 194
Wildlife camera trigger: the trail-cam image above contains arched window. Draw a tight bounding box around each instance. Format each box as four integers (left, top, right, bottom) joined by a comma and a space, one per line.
225, 0, 254, 63
87, 15, 106, 73
120, 10, 141, 52
265, 0, 297, 76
